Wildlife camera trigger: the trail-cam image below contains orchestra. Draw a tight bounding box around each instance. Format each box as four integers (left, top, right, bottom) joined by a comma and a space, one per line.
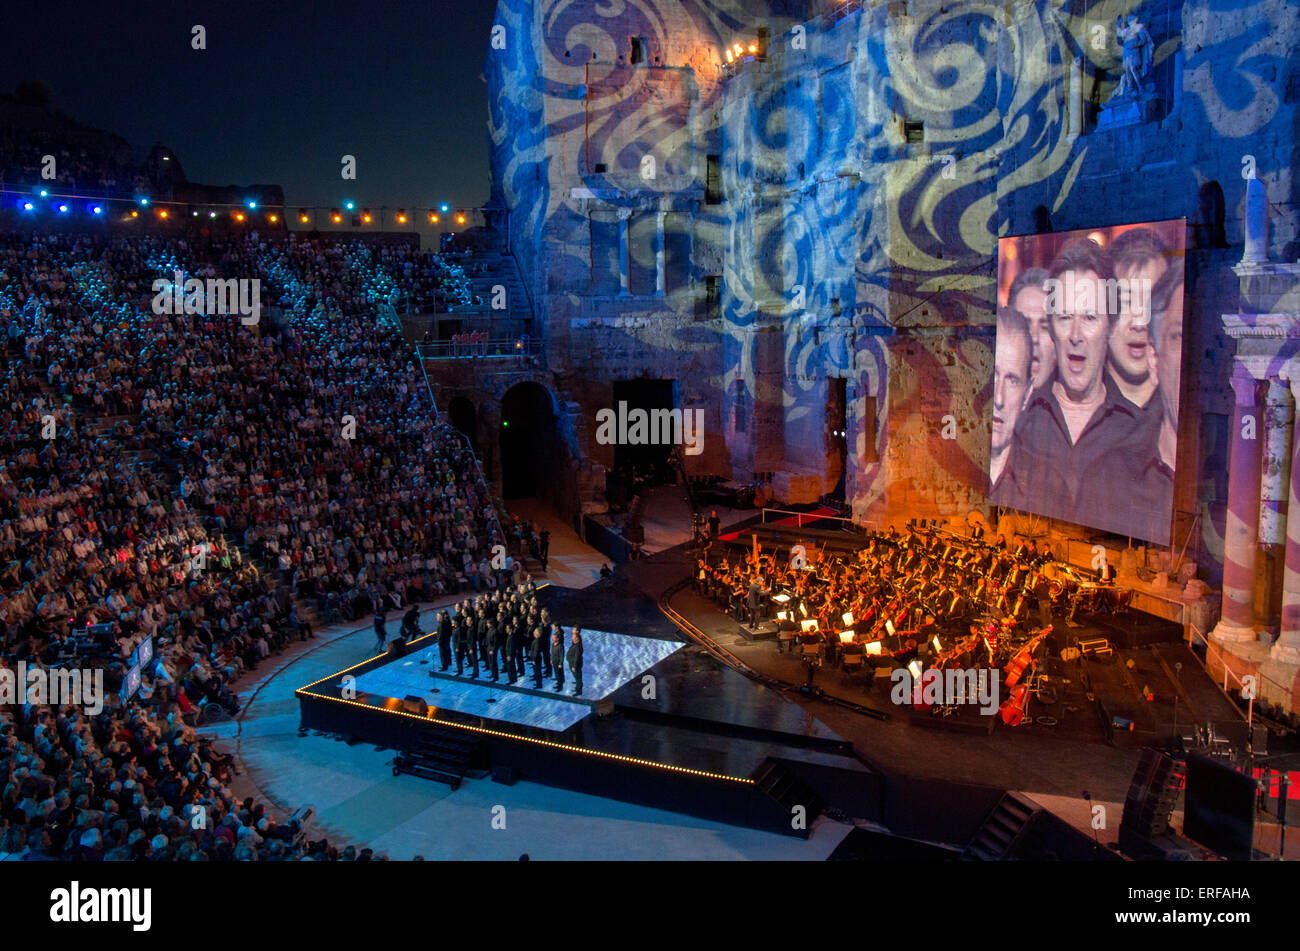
695, 520, 1134, 717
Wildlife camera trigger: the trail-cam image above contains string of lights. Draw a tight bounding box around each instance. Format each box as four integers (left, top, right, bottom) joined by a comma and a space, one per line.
0, 186, 477, 227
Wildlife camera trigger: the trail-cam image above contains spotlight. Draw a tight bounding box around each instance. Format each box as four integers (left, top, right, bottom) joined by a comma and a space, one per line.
331, 210, 342, 224
139, 198, 149, 206
89, 205, 102, 215
57, 204, 68, 213
725, 49, 734, 63
395, 210, 407, 224
268, 213, 278, 223
21, 201, 33, 211
455, 212, 466, 225
247, 200, 257, 210
38, 189, 48, 197
344, 200, 355, 211
234, 211, 245, 222
299, 209, 310, 223
131, 210, 139, 218
429, 212, 440, 224
209, 211, 217, 218
192, 210, 198, 216
158, 209, 168, 219
361, 209, 372, 224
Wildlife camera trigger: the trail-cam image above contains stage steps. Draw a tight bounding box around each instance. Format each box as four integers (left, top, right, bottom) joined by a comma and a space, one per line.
392, 726, 481, 789
959, 792, 1041, 860
751, 759, 827, 832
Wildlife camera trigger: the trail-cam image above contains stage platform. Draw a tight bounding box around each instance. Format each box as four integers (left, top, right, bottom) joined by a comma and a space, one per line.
297, 621, 879, 837
351, 629, 682, 732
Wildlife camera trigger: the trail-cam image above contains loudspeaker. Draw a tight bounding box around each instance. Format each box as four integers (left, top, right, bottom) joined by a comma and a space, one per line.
1183, 752, 1256, 860
1120, 748, 1184, 839
401, 695, 429, 716
492, 765, 517, 785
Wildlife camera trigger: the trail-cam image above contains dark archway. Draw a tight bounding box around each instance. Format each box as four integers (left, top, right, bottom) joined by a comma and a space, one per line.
448, 396, 477, 452
500, 381, 559, 500
1197, 181, 1228, 249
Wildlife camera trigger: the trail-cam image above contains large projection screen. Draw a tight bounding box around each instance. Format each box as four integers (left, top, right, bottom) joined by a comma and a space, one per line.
990, 219, 1186, 545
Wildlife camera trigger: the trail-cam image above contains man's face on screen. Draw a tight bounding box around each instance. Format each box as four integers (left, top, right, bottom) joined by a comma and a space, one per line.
1108, 257, 1166, 384
1051, 269, 1110, 403
1156, 282, 1184, 428
1013, 284, 1053, 392
992, 330, 1030, 454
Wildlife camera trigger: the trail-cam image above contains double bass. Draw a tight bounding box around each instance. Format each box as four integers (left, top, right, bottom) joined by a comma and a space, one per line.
1003, 626, 1053, 689
999, 659, 1038, 726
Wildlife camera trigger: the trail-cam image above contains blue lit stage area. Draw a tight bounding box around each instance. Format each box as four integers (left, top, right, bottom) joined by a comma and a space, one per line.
296, 600, 880, 838
350, 629, 683, 732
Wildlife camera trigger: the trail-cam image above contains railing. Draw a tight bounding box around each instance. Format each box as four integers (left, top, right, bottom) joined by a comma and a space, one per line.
417, 338, 541, 360
759, 507, 864, 533
1184, 621, 1297, 729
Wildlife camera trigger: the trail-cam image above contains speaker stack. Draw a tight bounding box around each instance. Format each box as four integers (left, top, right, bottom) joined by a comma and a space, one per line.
1117, 748, 1185, 856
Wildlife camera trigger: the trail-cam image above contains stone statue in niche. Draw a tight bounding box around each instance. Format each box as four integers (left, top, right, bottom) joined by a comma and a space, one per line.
1112, 14, 1154, 101
1097, 13, 1158, 128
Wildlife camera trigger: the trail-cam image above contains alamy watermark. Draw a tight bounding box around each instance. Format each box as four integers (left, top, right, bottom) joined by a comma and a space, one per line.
151, 269, 260, 325
0, 663, 105, 715
594, 401, 704, 455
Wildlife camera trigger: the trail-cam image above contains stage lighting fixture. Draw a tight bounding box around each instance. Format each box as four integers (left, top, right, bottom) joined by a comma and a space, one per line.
395, 210, 407, 224
725, 49, 734, 63
90, 205, 102, 215
234, 211, 245, 222
299, 208, 310, 223
139, 198, 149, 206
57, 204, 68, 213
749, 44, 757, 53
21, 201, 33, 211
331, 209, 342, 224
191, 210, 198, 216
268, 213, 278, 223
131, 210, 139, 218
440, 203, 449, 213
361, 209, 372, 224
455, 212, 466, 225
158, 209, 168, 219
38, 189, 48, 197
344, 200, 355, 211
209, 211, 217, 218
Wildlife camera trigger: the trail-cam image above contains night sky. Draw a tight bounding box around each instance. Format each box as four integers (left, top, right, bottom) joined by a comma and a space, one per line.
1, 0, 501, 210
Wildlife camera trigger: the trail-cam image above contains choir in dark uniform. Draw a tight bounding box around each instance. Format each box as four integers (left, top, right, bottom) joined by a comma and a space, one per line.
418, 585, 590, 696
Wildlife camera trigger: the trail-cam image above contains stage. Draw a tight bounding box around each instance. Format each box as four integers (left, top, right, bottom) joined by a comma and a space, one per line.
296, 618, 881, 837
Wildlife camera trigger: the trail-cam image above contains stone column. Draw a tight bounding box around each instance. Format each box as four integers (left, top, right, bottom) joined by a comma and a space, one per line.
1276, 372, 1300, 661
1213, 367, 1264, 642
655, 210, 666, 296
1068, 56, 1083, 137
1243, 176, 1268, 264
1259, 378, 1294, 546
618, 209, 631, 297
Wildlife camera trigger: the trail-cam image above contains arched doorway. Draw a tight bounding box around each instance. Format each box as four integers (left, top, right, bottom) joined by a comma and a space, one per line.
448, 396, 477, 451
500, 381, 560, 500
